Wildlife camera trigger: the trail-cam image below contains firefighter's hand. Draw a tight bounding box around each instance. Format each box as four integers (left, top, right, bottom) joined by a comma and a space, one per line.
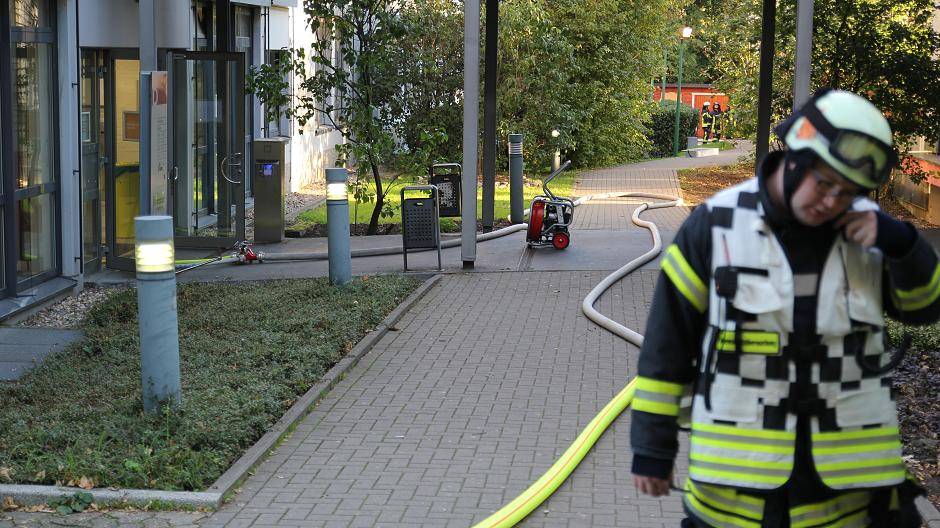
835, 210, 877, 248
634, 474, 672, 497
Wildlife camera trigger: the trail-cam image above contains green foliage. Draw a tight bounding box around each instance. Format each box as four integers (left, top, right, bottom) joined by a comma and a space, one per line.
696, 0, 940, 160
246, 51, 295, 128
48, 492, 94, 515
497, 0, 687, 169
0, 277, 420, 491
392, 0, 465, 165
647, 104, 701, 158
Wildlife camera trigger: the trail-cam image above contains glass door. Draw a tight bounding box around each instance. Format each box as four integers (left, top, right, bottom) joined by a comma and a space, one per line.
79, 49, 104, 273
168, 51, 245, 248
103, 53, 141, 271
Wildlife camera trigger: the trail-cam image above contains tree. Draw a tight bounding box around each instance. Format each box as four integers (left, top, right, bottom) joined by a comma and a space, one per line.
698, 0, 940, 160
496, 0, 686, 169
293, 0, 408, 235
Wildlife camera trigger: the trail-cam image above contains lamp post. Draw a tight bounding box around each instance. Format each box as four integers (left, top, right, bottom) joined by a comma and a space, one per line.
673, 26, 693, 157
326, 168, 352, 286
551, 129, 561, 172
135, 216, 181, 413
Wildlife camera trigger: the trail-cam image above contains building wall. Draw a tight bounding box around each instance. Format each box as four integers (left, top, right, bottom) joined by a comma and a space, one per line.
77, 0, 190, 49
286, 5, 344, 193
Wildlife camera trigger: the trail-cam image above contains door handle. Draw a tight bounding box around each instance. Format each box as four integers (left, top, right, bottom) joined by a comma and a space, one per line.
171, 166, 179, 181
219, 154, 244, 184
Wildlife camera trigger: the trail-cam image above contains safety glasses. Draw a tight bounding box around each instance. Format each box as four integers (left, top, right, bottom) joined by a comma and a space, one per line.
802, 104, 897, 185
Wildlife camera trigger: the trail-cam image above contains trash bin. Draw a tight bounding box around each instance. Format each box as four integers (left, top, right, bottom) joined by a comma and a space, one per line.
401, 185, 442, 271
253, 138, 290, 243
429, 163, 461, 217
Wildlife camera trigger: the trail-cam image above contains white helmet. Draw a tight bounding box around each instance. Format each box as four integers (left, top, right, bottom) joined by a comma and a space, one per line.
776, 89, 896, 189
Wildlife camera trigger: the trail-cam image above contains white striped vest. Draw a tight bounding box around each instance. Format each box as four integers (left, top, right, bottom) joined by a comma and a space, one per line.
689, 178, 906, 492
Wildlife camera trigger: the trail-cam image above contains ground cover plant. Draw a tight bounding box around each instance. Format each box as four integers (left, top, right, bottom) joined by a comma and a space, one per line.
288, 171, 578, 235
0, 276, 420, 491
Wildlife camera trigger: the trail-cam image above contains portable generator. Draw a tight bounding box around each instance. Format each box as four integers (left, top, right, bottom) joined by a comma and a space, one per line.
526, 160, 574, 250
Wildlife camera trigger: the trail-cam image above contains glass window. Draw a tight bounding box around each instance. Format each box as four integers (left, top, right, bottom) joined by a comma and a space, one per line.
14, 42, 55, 189
11, 0, 49, 28
17, 194, 54, 281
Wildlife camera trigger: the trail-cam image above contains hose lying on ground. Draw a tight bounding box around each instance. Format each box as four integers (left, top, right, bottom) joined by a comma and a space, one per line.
472, 192, 680, 528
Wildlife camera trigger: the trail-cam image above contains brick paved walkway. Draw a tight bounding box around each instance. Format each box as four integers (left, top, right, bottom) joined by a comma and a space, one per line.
1, 166, 695, 528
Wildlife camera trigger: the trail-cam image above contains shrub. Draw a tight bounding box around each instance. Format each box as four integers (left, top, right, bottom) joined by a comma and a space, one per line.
647, 104, 700, 158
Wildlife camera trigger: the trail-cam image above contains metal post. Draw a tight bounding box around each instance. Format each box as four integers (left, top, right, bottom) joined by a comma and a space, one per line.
135, 216, 181, 412
508, 134, 524, 224
482, 0, 498, 232
462, 0, 480, 267
756, 0, 777, 165
326, 168, 352, 286
138, 0, 157, 216
661, 49, 667, 108
793, 0, 814, 109
673, 41, 686, 157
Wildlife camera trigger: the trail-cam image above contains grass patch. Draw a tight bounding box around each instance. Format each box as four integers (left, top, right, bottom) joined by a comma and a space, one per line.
290, 172, 578, 234
0, 276, 420, 492
677, 162, 755, 205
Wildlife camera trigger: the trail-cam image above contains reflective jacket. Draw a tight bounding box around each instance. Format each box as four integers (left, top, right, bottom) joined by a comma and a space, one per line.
631, 165, 940, 497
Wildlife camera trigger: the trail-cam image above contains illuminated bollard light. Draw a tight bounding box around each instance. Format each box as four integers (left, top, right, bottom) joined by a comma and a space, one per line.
135, 216, 181, 413
326, 168, 352, 286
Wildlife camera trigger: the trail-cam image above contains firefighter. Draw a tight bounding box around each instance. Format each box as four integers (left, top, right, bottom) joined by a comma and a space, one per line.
701, 101, 714, 142
630, 89, 937, 527
712, 102, 724, 141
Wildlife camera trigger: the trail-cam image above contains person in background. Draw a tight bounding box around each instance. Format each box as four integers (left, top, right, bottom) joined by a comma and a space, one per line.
712, 102, 724, 141
701, 101, 714, 142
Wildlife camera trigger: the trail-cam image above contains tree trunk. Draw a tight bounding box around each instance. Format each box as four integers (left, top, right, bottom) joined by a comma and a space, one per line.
367, 159, 383, 235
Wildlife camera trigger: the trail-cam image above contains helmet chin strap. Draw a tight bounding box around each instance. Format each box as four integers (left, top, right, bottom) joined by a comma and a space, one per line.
781, 151, 812, 217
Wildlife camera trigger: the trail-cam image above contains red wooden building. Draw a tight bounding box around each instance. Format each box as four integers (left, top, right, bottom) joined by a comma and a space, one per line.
652, 83, 729, 138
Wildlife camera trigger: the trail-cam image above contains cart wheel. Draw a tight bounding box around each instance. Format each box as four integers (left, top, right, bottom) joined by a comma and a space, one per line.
552, 231, 570, 250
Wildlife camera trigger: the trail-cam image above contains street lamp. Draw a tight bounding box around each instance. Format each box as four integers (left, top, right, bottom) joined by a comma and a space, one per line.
135, 215, 181, 413
673, 26, 693, 157
326, 168, 352, 286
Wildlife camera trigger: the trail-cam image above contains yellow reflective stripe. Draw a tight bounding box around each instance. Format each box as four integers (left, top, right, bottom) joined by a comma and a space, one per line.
662, 245, 708, 312
790, 492, 870, 528
632, 399, 680, 416
694, 422, 796, 441
687, 480, 763, 521
716, 331, 780, 354
635, 376, 684, 396
813, 426, 898, 441
691, 452, 791, 470
829, 509, 869, 528
692, 437, 792, 455
893, 263, 940, 311
689, 466, 788, 485
684, 489, 762, 528
812, 441, 901, 456
821, 470, 907, 487
815, 457, 902, 472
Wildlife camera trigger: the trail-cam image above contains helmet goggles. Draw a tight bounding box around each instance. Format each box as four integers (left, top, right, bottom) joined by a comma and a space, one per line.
801, 102, 897, 186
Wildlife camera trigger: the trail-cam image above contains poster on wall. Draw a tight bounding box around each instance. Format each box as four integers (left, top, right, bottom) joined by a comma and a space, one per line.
150, 71, 169, 215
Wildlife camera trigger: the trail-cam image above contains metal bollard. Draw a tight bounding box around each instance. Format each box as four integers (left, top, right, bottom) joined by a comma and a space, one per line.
326, 168, 352, 286
509, 133, 524, 224
135, 216, 181, 413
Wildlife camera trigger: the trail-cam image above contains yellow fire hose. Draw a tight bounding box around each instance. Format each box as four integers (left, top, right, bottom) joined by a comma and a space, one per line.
473, 193, 680, 528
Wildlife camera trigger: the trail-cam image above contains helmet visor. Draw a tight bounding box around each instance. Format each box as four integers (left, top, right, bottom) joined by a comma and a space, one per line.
829, 130, 897, 185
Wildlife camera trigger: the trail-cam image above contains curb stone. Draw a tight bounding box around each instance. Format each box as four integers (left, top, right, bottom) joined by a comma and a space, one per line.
0, 274, 441, 511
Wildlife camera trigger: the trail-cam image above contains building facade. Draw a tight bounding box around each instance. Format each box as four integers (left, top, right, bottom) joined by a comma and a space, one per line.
0, 0, 342, 320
